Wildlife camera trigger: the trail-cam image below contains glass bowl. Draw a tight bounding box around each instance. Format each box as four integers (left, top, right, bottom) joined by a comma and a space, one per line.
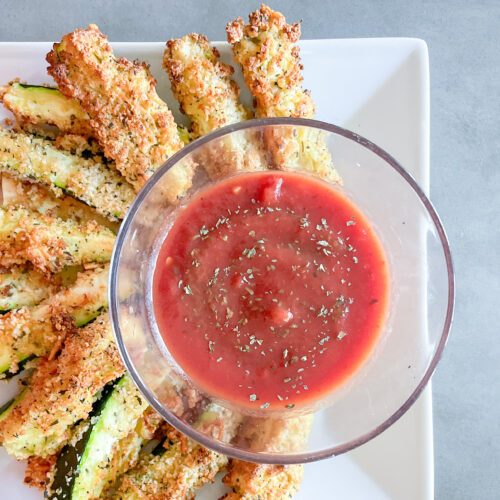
109, 117, 454, 464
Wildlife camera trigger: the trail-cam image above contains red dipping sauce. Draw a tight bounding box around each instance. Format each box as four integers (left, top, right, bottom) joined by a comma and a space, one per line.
153, 172, 389, 410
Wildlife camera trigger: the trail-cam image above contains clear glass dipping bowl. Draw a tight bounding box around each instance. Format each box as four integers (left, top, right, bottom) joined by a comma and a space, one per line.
109, 118, 454, 464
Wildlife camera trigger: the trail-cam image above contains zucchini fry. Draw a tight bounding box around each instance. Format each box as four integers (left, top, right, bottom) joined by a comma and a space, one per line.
227, 5, 340, 183
226, 5, 314, 119
0, 265, 56, 312
0, 206, 115, 273
0, 312, 124, 459
0, 128, 135, 220
48, 375, 156, 500
0, 264, 109, 376
1, 172, 119, 231
47, 24, 187, 194
221, 415, 313, 499
116, 405, 239, 500
117, 433, 226, 500
0, 83, 92, 137
163, 34, 265, 179
221, 462, 304, 500
164, 34, 251, 138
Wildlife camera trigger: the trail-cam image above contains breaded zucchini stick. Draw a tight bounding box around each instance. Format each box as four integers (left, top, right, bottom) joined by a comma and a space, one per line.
0, 312, 124, 459
116, 427, 226, 500
1, 172, 119, 231
0, 264, 109, 375
226, 5, 313, 119
0, 206, 115, 273
221, 462, 305, 500
222, 415, 313, 499
0, 128, 135, 220
164, 34, 265, 179
0, 83, 92, 137
47, 24, 186, 193
164, 34, 251, 137
116, 404, 239, 500
227, 5, 340, 183
0, 265, 57, 311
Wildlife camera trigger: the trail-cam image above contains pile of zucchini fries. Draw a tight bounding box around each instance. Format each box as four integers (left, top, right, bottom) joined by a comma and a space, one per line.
0, 5, 334, 499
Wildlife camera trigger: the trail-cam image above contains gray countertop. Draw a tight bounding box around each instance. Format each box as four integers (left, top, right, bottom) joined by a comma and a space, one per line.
1, 1, 499, 498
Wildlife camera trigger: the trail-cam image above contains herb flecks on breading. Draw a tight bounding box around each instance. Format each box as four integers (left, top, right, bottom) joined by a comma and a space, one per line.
226, 4, 314, 119
47, 24, 185, 193
0, 264, 109, 376
0, 128, 135, 220
0, 313, 124, 459
164, 33, 251, 137
0, 205, 115, 273
227, 5, 341, 183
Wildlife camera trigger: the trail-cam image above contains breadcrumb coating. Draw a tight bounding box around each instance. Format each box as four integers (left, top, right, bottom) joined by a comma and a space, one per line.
1, 172, 119, 231
0, 205, 115, 273
227, 5, 341, 183
221, 461, 304, 500
164, 33, 251, 138
226, 4, 314, 119
116, 426, 227, 500
47, 24, 185, 192
164, 33, 266, 180
0, 264, 57, 311
0, 313, 124, 459
222, 415, 313, 499
0, 264, 109, 376
24, 454, 58, 491
0, 128, 135, 220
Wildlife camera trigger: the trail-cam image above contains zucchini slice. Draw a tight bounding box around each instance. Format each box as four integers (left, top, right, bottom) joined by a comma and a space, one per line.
0, 83, 91, 135
47, 381, 117, 499
0, 388, 27, 424
0, 206, 115, 273
0, 266, 55, 312
0, 264, 109, 376
0, 313, 124, 459
0, 128, 135, 220
48, 375, 152, 500
116, 404, 239, 500
1, 171, 120, 232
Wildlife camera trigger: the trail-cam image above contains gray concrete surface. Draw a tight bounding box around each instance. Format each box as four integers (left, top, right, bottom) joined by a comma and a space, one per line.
1, 1, 499, 498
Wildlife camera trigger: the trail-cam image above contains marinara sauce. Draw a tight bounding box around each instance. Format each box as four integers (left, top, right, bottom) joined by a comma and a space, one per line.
153, 172, 389, 409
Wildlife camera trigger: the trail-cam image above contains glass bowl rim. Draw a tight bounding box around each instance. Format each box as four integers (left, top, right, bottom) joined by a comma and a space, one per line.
109, 116, 455, 464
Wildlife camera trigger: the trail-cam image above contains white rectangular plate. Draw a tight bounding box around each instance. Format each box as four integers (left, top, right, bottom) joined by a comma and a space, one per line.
0, 38, 431, 499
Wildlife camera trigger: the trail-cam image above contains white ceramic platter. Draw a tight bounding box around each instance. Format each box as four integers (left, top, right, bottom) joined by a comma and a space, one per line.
0, 38, 431, 499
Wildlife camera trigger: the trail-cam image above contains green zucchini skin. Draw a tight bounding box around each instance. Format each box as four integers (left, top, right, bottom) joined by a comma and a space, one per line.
0, 388, 27, 424
0, 265, 109, 377
47, 381, 117, 499
1, 83, 90, 135
47, 375, 149, 500
0, 128, 135, 221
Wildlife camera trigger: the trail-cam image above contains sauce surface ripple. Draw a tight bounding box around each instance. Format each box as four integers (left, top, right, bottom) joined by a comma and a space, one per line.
153, 171, 389, 409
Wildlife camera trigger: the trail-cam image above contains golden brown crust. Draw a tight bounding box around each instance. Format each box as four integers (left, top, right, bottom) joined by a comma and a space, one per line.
163, 33, 251, 138
118, 432, 227, 499
226, 4, 314, 119
163, 34, 267, 181
0, 313, 124, 458
0, 206, 114, 274
24, 454, 58, 491
47, 24, 184, 192
221, 460, 304, 500
1, 172, 118, 231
